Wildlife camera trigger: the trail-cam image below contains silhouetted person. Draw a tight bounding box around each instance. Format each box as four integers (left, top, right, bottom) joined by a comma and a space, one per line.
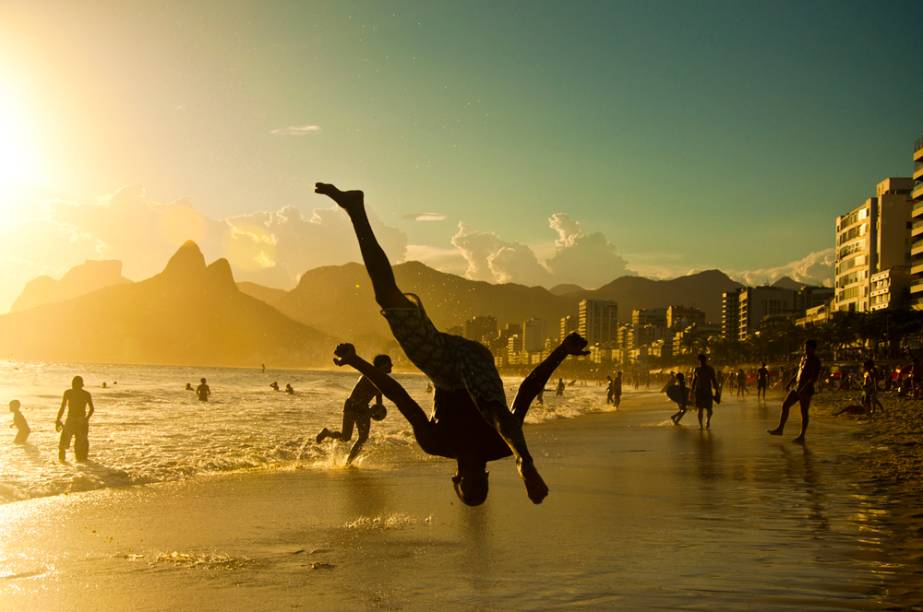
736, 369, 747, 398
316, 181, 550, 503
56, 375, 94, 462
555, 378, 565, 398
185, 382, 194, 391
196, 378, 210, 402
670, 373, 689, 425
102, 382, 108, 389
332, 333, 588, 505
261, 363, 266, 373
757, 363, 769, 401
691, 354, 719, 430
862, 359, 884, 414
606, 376, 614, 404
270, 381, 280, 391
613, 371, 622, 408
317, 354, 392, 465
285, 383, 295, 394
769, 340, 821, 444
9, 400, 30, 444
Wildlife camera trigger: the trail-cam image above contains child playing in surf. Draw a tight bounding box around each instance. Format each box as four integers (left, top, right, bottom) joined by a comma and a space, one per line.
315, 181, 560, 504
316, 353, 392, 465
332, 333, 588, 505
9, 400, 30, 444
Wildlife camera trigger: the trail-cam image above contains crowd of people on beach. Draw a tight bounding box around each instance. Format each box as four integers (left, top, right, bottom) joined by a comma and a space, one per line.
6, 181, 908, 507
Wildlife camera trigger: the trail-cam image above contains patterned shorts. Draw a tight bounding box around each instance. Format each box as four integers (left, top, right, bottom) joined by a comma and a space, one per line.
381, 306, 507, 409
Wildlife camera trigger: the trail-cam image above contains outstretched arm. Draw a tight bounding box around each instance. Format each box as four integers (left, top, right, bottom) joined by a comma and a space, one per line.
512, 333, 589, 422
333, 344, 434, 444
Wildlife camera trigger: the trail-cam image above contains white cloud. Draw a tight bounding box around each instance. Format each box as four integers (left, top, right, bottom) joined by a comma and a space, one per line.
403, 212, 447, 222
270, 124, 321, 136
730, 248, 834, 288
0, 186, 407, 311
445, 215, 633, 289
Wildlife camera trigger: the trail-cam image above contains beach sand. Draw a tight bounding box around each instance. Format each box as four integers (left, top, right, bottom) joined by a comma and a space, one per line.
1, 391, 921, 611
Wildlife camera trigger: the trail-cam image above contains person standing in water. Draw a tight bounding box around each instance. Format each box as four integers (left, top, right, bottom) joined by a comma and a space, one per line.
691, 354, 720, 430
315, 181, 549, 503
555, 378, 566, 398
196, 378, 211, 402
316, 353, 392, 465
9, 400, 30, 444
768, 339, 821, 444
669, 373, 689, 425
613, 371, 622, 408
56, 376, 95, 462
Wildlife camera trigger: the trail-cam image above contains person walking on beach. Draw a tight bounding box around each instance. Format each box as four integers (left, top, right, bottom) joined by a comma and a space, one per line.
9, 400, 30, 444
331, 333, 588, 505
316, 353, 392, 465
669, 373, 689, 425
862, 359, 884, 414
55, 376, 95, 462
556, 378, 566, 398
315, 181, 551, 504
768, 339, 821, 444
691, 354, 720, 430
613, 371, 622, 409
736, 369, 747, 399
196, 378, 211, 402
756, 363, 769, 401
606, 376, 615, 405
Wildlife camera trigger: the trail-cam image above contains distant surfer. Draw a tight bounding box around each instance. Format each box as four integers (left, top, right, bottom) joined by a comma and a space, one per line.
316, 181, 552, 503
55, 375, 95, 462
691, 354, 720, 430
769, 340, 820, 444
332, 333, 589, 505
756, 363, 769, 401
262, 363, 266, 373
316, 353, 392, 465
196, 378, 211, 402
9, 400, 30, 444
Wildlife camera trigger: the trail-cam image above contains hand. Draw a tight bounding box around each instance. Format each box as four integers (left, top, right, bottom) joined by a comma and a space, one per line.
561, 333, 590, 356
333, 343, 357, 367
55, 420, 63, 432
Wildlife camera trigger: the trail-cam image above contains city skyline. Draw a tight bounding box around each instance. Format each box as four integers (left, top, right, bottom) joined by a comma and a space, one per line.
1, 1, 922, 312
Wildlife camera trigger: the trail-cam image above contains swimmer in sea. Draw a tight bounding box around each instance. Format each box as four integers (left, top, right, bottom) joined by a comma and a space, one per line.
196, 378, 210, 402
9, 400, 30, 444
316, 353, 391, 465
316, 181, 557, 504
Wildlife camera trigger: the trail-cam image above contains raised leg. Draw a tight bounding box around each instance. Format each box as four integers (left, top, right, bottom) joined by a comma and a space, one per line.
315, 183, 412, 310
769, 391, 798, 435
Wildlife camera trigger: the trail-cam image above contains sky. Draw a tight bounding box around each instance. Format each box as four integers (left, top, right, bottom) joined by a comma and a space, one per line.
0, 0, 921, 311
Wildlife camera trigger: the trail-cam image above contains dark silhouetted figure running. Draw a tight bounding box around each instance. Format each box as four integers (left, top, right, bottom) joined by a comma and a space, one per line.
317, 354, 392, 465
332, 333, 588, 505
316, 181, 552, 504
196, 378, 211, 402
9, 400, 30, 444
757, 363, 769, 401
670, 373, 689, 425
56, 376, 95, 462
691, 354, 720, 430
769, 339, 821, 444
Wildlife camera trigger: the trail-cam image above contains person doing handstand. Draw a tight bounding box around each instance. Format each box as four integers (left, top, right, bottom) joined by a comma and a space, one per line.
316, 354, 391, 464
332, 333, 589, 505
315, 181, 558, 504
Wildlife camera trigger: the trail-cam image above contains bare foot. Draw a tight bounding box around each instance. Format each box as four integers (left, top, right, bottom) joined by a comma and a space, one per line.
314, 182, 364, 214
767, 428, 783, 436
792, 435, 805, 445
517, 459, 548, 504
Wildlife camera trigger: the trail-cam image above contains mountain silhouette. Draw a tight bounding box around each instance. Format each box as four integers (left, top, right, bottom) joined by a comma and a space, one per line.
11, 260, 131, 312
237, 281, 287, 307
771, 276, 806, 290
0, 241, 331, 367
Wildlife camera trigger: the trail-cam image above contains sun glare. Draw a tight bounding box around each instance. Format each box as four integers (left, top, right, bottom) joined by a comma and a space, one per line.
0, 77, 44, 229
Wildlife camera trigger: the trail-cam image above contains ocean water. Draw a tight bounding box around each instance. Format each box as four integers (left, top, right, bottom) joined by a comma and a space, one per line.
0, 361, 622, 503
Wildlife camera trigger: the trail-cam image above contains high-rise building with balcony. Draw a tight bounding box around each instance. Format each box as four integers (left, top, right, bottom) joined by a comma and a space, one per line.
910, 136, 923, 309
721, 289, 741, 340
834, 177, 912, 313
578, 299, 618, 345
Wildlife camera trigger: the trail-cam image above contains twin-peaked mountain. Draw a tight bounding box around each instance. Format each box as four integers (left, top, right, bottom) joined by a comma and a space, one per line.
0, 242, 331, 367
3, 241, 744, 366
